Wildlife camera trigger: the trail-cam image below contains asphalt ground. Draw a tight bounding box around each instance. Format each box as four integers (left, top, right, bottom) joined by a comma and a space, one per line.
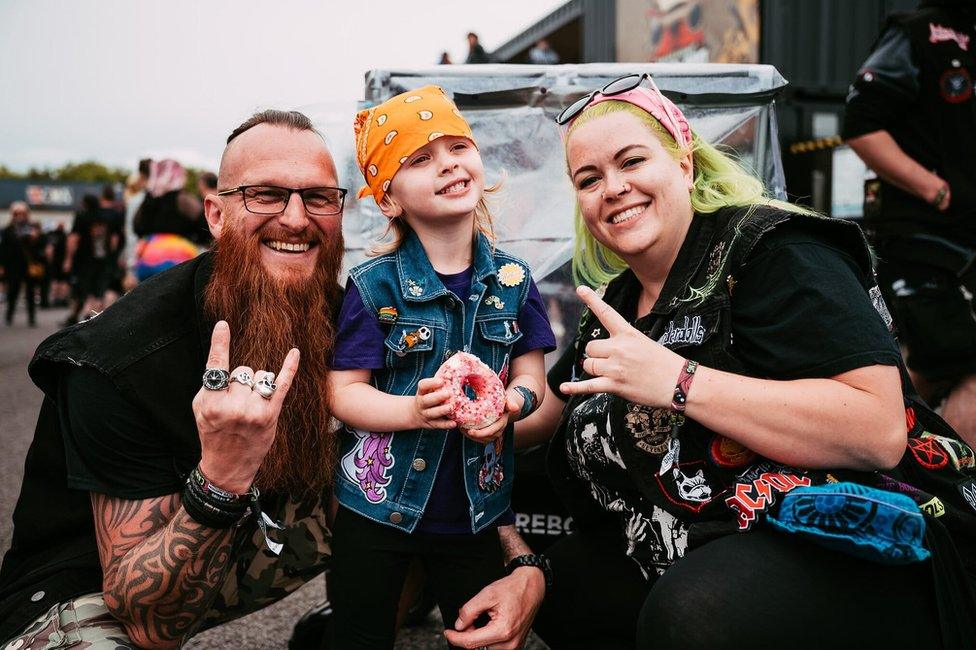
0, 304, 546, 649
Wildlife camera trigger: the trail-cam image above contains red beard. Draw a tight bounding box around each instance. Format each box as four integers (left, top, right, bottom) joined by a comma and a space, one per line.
204, 219, 343, 497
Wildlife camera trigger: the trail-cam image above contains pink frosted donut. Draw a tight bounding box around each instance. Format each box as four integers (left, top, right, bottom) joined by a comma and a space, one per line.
435, 352, 505, 428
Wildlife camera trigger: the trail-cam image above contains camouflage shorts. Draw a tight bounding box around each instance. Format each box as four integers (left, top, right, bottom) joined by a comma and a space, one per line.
4, 492, 331, 648
2, 593, 134, 649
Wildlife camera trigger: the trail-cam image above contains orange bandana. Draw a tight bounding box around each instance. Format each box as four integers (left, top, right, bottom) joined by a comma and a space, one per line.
354, 84, 475, 205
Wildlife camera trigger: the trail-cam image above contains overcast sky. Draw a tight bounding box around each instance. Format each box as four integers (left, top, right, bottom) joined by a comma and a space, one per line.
0, 0, 564, 173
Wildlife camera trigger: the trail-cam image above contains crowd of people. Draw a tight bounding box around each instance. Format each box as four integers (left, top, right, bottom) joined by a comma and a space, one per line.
0, 1, 974, 649
0, 159, 215, 328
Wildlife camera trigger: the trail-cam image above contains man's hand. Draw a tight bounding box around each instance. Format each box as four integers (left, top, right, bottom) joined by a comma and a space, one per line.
443, 567, 546, 650
192, 321, 299, 493
413, 377, 457, 430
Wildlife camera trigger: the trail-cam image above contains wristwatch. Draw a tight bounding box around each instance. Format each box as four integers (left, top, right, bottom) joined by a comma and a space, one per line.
505, 554, 553, 595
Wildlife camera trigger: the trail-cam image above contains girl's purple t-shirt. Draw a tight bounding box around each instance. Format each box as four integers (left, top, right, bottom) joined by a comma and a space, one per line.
332, 266, 556, 533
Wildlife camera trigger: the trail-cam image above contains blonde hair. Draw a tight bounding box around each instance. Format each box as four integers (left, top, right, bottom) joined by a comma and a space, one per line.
368, 181, 501, 256
566, 101, 812, 287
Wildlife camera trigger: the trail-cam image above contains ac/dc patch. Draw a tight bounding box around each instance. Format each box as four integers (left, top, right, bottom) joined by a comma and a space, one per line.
940, 67, 973, 103
725, 468, 811, 530
709, 435, 757, 469
908, 436, 950, 470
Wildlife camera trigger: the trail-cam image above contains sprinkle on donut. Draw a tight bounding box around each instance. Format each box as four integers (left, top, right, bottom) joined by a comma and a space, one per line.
434, 352, 505, 429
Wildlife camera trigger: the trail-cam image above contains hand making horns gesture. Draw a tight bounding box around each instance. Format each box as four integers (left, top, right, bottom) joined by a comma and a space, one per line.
559, 286, 687, 409
191, 320, 300, 493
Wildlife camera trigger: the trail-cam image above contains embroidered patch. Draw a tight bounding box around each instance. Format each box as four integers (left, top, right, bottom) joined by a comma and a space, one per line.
378, 306, 398, 324
959, 480, 976, 513
725, 470, 811, 530
479, 438, 504, 492
940, 67, 973, 103
906, 407, 917, 431
869, 285, 894, 331
921, 496, 947, 518
340, 428, 395, 504
625, 404, 681, 455
930, 22, 970, 50
709, 435, 757, 469
654, 461, 720, 513
908, 436, 950, 470
498, 262, 526, 287
657, 315, 706, 347
921, 432, 975, 470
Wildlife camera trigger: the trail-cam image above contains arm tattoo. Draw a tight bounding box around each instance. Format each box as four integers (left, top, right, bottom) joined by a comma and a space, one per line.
92, 492, 236, 647
497, 524, 532, 563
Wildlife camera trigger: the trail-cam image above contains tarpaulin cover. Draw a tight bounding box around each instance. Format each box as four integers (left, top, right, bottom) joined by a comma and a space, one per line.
303, 63, 788, 352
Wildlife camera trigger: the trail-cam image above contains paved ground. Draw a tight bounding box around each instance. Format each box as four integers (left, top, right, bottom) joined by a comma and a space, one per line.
0, 304, 546, 649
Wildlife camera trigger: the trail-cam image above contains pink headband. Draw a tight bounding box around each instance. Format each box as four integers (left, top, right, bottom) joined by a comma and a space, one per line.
564, 84, 693, 149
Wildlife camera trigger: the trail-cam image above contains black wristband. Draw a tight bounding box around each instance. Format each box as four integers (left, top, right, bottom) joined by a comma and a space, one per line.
181, 466, 252, 529
505, 553, 553, 595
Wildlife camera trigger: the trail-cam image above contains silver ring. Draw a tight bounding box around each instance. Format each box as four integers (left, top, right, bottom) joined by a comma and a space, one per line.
230, 370, 254, 387
202, 368, 230, 391
253, 372, 277, 399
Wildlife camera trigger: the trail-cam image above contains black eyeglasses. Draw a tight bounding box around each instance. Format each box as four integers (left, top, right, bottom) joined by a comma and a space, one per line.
216, 185, 348, 216
556, 73, 668, 126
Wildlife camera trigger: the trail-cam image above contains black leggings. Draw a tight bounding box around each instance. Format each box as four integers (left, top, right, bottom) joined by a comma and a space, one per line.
534, 529, 943, 649
329, 506, 504, 649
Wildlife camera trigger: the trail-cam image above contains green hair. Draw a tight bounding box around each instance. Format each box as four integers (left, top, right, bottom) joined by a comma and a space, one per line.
566, 100, 812, 288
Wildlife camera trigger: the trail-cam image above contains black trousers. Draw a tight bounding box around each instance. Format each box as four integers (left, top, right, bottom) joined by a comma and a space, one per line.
534, 529, 943, 649
329, 506, 504, 649
5, 275, 37, 324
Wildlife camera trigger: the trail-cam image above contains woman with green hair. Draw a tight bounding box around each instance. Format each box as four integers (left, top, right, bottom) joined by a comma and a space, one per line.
515, 74, 976, 648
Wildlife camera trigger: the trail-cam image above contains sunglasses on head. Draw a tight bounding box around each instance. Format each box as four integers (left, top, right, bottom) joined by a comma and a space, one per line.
555, 73, 683, 143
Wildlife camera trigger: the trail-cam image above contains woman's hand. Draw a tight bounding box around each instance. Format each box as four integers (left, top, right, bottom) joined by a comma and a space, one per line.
413, 377, 457, 430
559, 286, 686, 408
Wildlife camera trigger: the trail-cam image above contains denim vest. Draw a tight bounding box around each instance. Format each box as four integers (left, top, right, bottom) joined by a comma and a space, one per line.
335, 229, 531, 533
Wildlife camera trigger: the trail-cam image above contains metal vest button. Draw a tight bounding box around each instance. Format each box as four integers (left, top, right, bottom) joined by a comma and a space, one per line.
412, 458, 427, 471
30, 590, 45, 602
389, 512, 404, 524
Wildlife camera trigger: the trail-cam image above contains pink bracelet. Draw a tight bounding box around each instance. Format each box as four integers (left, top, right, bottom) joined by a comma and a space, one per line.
671, 359, 698, 413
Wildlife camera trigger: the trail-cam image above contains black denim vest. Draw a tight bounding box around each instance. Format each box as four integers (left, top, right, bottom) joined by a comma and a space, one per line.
0, 254, 213, 637
547, 205, 976, 547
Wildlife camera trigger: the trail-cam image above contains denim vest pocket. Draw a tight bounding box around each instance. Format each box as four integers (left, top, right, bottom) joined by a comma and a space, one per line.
477, 317, 523, 369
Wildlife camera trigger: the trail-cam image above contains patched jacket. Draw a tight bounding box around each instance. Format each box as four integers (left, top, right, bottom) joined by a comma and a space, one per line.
334, 229, 531, 533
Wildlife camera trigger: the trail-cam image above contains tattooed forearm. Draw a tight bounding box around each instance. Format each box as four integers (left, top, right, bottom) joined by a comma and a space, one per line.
498, 524, 532, 563
92, 493, 236, 648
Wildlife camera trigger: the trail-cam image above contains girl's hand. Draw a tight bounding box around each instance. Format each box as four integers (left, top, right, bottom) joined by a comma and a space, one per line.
414, 377, 457, 430
462, 390, 521, 443
559, 286, 686, 408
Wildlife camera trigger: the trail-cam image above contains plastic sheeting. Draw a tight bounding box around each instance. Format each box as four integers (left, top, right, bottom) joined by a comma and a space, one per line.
302, 63, 788, 353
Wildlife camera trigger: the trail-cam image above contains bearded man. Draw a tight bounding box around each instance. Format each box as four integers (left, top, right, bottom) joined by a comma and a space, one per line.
0, 110, 345, 647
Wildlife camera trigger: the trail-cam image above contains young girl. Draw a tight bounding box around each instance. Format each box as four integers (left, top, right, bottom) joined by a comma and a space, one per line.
328, 85, 555, 648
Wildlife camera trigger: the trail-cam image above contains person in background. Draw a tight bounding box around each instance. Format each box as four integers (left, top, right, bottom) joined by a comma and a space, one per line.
528, 38, 560, 65
439, 51, 453, 65
61, 194, 117, 325
0, 202, 44, 326
132, 159, 203, 282
46, 222, 70, 307
121, 161, 150, 291
98, 184, 125, 308
844, 0, 976, 443
465, 32, 491, 64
